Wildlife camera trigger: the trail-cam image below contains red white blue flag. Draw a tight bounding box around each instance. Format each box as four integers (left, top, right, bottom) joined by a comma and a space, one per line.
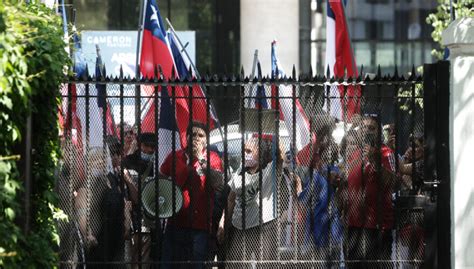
139, 0, 175, 81
167, 30, 218, 131
254, 62, 269, 109
140, 0, 218, 162
325, 0, 360, 121
271, 41, 312, 164
95, 51, 118, 138
139, 0, 183, 166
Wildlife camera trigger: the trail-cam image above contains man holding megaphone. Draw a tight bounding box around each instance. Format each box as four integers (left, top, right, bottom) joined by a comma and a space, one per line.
160, 121, 224, 269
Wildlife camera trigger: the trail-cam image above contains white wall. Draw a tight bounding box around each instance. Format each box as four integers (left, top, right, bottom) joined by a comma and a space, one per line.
442, 17, 474, 269
240, 0, 299, 77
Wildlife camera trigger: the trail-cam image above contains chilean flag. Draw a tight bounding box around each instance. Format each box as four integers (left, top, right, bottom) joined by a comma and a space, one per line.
95, 51, 118, 138
325, 0, 360, 121
271, 41, 313, 165
139, 0, 189, 149
140, 0, 220, 157
167, 30, 218, 130
271, 41, 310, 151
139, 0, 175, 81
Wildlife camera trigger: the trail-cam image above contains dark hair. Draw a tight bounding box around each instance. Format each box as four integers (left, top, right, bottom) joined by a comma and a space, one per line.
340, 129, 358, 158
139, 132, 156, 147
105, 136, 122, 156
247, 137, 283, 169
312, 114, 336, 138
362, 113, 379, 123
186, 121, 209, 138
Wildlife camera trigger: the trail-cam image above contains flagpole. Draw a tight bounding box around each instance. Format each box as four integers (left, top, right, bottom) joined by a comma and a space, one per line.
135, 0, 147, 129
165, 18, 199, 77
248, 49, 259, 108
135, 0, 147, 80
165, 18, 231, 163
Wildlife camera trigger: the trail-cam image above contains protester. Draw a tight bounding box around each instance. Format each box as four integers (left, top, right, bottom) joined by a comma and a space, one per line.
123, 124, 138, 157
398, 134, 424, 191
56, 138, 83, 268
74, 148, 110, 268
160, 121, 224, 269
344, 114, 397, 269
225, 135, 284, 268
296, 114, 344, 267
122, 133, 158, 269
101, 137, 126, 268
209, 147, 231, 269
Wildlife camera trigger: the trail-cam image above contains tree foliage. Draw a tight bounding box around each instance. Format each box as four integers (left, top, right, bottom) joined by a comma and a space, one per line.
426, 0, 474, 59
0, 1, 69, 267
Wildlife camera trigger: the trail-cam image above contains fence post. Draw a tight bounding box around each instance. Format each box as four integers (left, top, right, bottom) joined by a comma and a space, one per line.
442, 17, 474, 269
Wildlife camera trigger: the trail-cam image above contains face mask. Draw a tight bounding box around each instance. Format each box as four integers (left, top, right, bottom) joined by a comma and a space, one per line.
141, 152, 154, 162
244, 153, 258, 168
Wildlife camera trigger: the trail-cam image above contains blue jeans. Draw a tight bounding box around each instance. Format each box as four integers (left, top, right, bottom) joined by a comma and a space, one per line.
161, 226, 209, 269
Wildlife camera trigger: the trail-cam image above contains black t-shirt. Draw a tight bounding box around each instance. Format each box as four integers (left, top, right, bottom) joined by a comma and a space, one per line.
122, 150, 154, 177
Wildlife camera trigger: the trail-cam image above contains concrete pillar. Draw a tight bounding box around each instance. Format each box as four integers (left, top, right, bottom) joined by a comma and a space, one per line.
240, 0, 299, 76
442, 17, 474, 269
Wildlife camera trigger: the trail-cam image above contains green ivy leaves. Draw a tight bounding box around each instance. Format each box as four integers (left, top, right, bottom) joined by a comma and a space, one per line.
426, 0, 474, 59
0, 1, 69, 268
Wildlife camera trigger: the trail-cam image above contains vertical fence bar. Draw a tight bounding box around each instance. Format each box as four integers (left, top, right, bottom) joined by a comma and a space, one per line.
435, 61, 451, 269
67, 82, 74, 244
205, 80, 212, 261
119, 68, 125, 194
84, 79, 91, 267
171, 79, 177, 222
135, 75, 142, 269
291, 76, 297, 262
374, 76, 386, 268
240, 77, 247, 260
101, 81, 107, 164
393, 77, 401, 269
422, 63, 437, 269
257, 79, 263, 263
275, 78, 281, 266
410, 81, 418, 192
187, 77, 194, 244
153, 71, 160, 265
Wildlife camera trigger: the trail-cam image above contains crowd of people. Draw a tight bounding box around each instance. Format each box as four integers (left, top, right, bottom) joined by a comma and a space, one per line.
56, 114, 425, 268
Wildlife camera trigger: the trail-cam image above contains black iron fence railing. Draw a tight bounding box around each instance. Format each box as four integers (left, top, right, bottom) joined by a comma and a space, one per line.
56, 64, 447, 268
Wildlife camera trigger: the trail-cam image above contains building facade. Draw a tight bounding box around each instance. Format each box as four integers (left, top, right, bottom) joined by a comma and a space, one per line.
70, 0, 438, 76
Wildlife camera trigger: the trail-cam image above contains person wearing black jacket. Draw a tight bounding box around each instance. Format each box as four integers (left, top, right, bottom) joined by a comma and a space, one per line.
122, 133, 157, 269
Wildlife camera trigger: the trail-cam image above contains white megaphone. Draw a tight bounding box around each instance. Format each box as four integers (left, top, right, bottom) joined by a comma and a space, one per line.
141, 177, 183, 220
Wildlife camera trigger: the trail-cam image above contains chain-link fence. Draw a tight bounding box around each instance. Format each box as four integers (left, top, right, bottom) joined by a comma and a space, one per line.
56, 70, 438, 268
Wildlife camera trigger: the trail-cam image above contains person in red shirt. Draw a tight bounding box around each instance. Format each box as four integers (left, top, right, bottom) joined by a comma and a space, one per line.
345, 115, 397, 269
160, 121, 224, 269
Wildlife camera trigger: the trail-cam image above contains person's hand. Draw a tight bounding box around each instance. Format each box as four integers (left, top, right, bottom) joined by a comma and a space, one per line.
192, 139, 205, 159
216, 225, 225, 244
123, 169, 136, 186
387, 134, 396, 150
86, 233, 98, 248
363, 145, 377, 162
403, 147, 413, 162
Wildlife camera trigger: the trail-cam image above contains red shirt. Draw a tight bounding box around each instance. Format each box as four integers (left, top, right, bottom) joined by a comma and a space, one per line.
160, 149, 223, 231
347, 146, 396, 230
